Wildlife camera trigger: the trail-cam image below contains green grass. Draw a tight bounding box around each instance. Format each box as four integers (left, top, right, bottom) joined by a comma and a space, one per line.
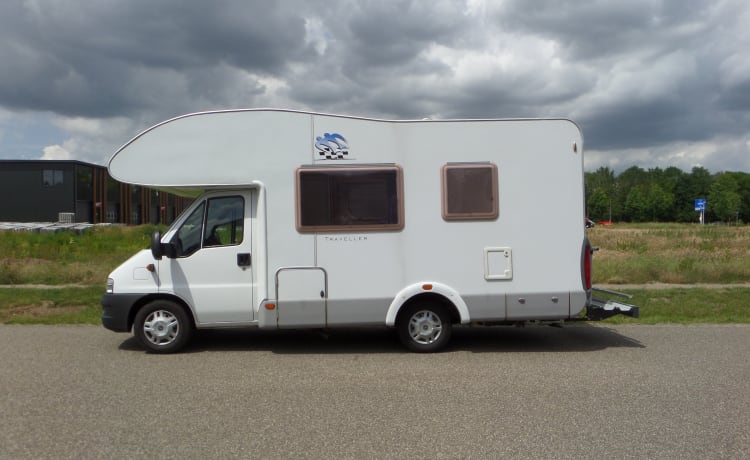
3, 286, 747, 325
0, 226, 159, 324
589, 224, 750, 284
0, 286, 103, 324
599, 287, 750, 324
0, 225, 161, 285
1, 223, 749, 325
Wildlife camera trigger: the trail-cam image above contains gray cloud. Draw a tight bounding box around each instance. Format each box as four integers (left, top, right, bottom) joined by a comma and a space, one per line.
0, 0, 748, 172
0, 0, 309, 118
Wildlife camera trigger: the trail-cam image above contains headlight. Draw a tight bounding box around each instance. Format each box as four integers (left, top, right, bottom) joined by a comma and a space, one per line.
106, 278, 114, 294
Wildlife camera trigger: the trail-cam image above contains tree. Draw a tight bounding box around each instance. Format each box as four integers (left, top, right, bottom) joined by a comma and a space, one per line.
615, 166, 648, 220
624, 184, 649, 222
623, 182, 673, 222
584, 166, 749, 223
587, 188, 611, 221
648, 182, 675, 221
708, 173, 742, 223
585, 167, 616, 219
660, 167, 686, 221
726, 172, 750, 223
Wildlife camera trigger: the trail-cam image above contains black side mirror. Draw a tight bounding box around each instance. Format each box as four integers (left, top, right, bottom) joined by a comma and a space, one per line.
151, 230, 164, 260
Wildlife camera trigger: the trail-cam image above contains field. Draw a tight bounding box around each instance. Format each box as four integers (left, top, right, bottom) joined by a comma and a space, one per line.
589, 223, 750, 285
0, 223, 749, 324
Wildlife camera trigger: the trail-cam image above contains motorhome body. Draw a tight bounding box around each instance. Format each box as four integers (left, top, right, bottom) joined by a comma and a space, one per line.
102, 109, 637, 353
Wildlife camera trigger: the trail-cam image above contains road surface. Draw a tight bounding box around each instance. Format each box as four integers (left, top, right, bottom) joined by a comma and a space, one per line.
0, 324, 747, 459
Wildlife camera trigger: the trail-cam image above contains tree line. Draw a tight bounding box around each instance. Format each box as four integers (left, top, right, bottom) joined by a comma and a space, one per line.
585, 166, 750, 223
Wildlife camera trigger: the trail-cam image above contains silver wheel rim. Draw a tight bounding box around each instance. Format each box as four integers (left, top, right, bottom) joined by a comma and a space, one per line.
408, 310, 443, 345
143, 309, 180, 346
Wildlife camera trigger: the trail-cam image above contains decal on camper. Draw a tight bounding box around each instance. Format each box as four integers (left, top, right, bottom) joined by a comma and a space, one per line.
315, 132, 350, 159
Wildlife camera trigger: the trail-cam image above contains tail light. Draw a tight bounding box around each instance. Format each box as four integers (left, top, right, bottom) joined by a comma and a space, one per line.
583, 240, 593, 290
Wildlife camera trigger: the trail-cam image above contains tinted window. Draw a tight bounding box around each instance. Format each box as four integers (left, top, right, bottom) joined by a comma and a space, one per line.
173, 202, 205, 257
76, 166, 93, 200
204, 196, 244, 247
442, 163, 498, 220
297, 166, 403, 232
42, 170, 64, 187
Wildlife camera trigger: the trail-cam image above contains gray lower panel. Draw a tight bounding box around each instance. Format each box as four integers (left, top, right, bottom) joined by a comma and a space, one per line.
506, 292, 570, 320
272, 298, 390, 328
461, 294, 506, 321
325, 298, 390, 326
274, 291, 584, 328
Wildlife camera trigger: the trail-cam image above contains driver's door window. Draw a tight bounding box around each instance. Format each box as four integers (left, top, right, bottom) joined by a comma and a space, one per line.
203, 197, 244, 247
172, 196, 245, 257
173, 202, 205, 257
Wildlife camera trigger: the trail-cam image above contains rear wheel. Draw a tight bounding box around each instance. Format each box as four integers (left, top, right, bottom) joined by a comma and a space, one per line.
397, 303, 452, 352
133, 300, 193, 353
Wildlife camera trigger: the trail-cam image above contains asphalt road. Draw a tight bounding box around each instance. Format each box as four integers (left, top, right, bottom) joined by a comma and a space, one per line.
0, 324, 748, 459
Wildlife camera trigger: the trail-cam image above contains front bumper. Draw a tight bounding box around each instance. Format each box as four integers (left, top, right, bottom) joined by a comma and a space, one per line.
101, 293, 144, 332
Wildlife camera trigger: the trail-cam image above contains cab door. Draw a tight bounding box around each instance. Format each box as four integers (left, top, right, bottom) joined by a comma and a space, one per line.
159, 192, 254, 324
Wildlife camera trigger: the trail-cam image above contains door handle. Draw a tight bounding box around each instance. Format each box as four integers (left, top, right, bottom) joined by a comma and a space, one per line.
237, 253, 251, 267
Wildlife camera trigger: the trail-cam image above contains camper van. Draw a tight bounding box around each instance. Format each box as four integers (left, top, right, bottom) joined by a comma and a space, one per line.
101, 109, 637, 353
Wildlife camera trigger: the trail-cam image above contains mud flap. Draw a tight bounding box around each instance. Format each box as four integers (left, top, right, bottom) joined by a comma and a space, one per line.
586, 288, 640, 320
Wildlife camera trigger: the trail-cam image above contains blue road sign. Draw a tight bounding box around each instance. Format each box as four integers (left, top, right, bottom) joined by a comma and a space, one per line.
695, 198, 706, 211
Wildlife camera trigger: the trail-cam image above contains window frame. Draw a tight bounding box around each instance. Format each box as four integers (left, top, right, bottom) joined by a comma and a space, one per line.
169, 195, 245, 257
295, 165, 405, 233
441, 162, 499, 221
42, 169, 64, 187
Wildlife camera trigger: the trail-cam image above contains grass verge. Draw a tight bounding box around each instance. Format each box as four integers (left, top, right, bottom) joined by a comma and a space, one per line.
589, 224, 750, 284
600, 287, 750, 324
2, 223, 748, 325
0, 225, 161, 285
1, 286, 748, 326
0, 286, 102, 325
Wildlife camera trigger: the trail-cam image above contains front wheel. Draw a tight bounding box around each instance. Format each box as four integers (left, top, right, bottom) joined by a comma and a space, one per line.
133, 300, 193, 353
397, 303, 452, 352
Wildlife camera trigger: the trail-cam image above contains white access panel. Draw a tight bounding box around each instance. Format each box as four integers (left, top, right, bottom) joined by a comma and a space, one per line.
484, 247, 513, 280
275, 267, 327, 327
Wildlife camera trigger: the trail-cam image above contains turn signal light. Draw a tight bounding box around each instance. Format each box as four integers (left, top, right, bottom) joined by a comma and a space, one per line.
265, 303, 276, 310
422, 284, 433, 291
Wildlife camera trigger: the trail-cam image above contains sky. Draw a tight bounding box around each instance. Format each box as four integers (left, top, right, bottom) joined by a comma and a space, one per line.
1, 0, 749, 173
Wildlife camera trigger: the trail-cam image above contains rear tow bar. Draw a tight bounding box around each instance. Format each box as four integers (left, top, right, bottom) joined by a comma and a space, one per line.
586, 287, 640, 320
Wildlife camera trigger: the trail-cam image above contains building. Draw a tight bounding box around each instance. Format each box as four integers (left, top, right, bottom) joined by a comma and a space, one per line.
0, 160, 190, 224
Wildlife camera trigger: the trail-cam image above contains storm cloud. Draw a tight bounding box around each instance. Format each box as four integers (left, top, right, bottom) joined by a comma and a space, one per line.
0, 0, 748, 172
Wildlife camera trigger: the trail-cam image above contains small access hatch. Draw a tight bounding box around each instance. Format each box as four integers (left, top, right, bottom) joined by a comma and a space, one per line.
484, 247, 513, 280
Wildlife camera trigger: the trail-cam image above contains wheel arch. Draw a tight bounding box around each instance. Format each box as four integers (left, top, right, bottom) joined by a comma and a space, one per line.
385, 282, 470, 327
127, 294, 196, 331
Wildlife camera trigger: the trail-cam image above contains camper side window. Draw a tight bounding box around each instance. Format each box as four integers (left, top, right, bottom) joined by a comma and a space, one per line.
296, 166, 404, 232
441, 163, 499, 221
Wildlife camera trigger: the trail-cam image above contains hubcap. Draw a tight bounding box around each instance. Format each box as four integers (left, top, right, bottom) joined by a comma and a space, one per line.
143, 309, 179, 346
408, 310, 443, 345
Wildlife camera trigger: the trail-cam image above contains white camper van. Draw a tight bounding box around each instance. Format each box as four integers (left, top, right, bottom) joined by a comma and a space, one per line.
102, 109, 638, 353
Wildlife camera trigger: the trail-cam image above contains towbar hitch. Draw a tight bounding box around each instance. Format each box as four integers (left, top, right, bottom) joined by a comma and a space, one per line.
587, 288, 640, 320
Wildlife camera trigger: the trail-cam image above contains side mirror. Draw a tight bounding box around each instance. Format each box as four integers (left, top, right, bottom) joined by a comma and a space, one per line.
151, 230, 164, 260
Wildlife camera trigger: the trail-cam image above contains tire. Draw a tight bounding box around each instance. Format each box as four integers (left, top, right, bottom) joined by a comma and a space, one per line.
397, 303, 452, 353
133, 300, 193, 353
